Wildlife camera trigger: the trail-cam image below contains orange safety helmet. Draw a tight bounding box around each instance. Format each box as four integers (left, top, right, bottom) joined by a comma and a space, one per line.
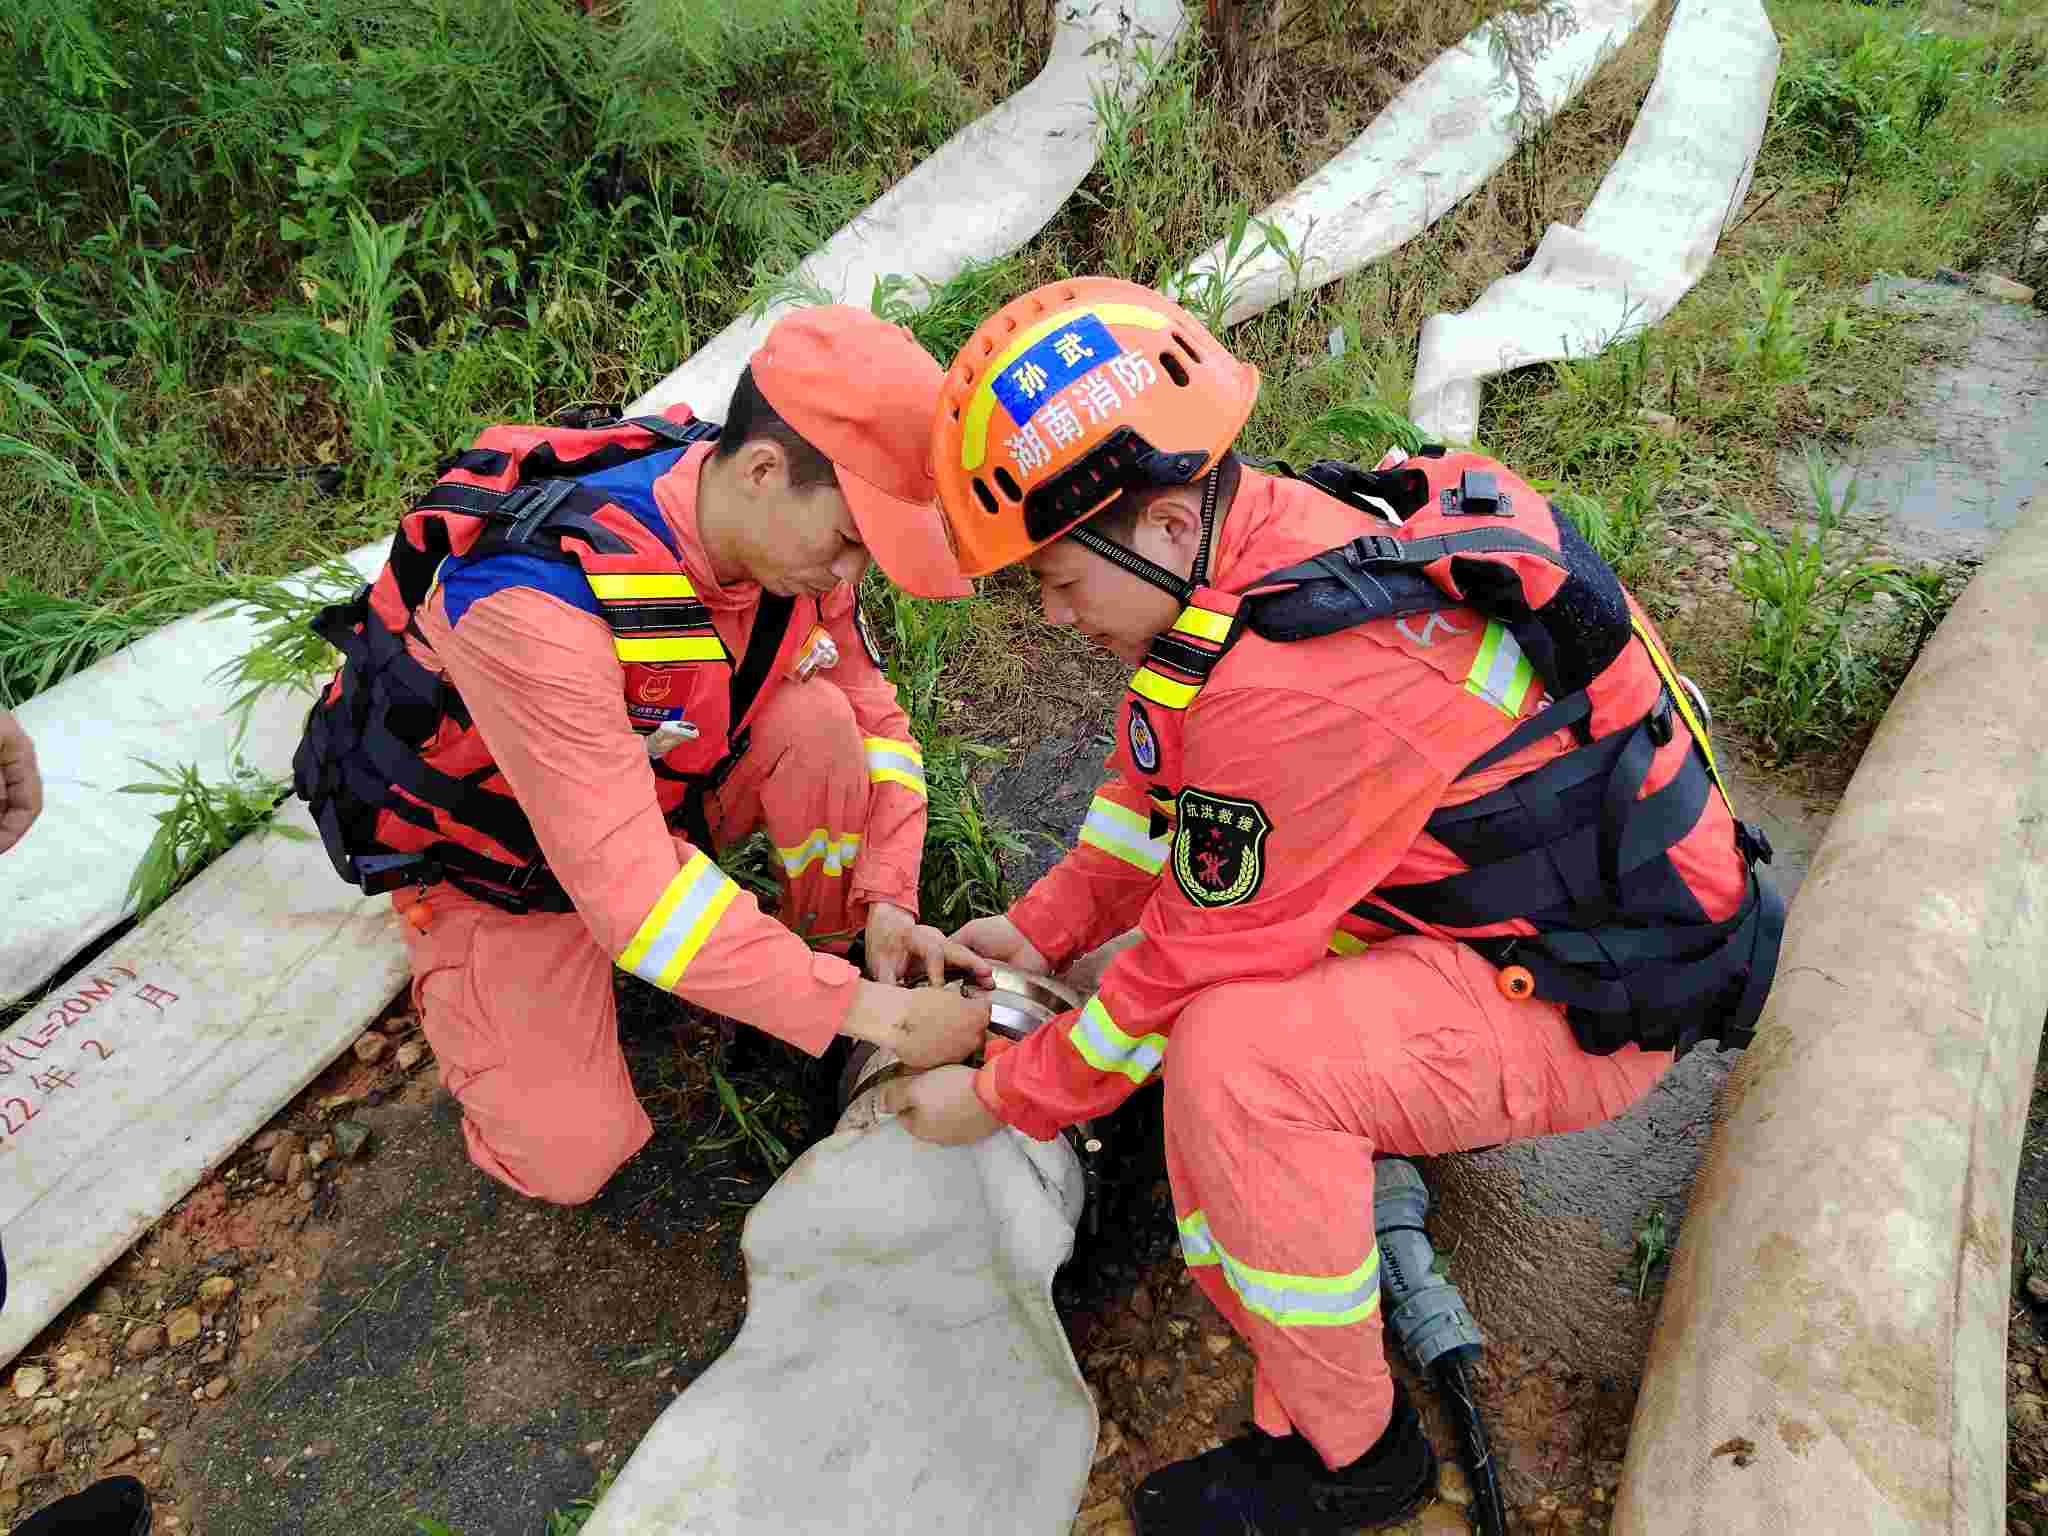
932, 277, 1260, 579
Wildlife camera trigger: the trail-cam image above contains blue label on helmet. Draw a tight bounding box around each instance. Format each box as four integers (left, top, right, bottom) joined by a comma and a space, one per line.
990, 314, 1121, 429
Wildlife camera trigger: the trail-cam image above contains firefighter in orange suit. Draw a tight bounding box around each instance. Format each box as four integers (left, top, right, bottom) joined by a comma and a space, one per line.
880, 279, 1781, 1534
294, 307, 993, 1205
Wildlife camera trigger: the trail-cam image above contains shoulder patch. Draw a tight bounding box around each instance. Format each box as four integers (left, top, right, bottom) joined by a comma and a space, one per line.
855, 598, 885, 670
1171, 788, 1271, 909
1127, 698, 1160, 774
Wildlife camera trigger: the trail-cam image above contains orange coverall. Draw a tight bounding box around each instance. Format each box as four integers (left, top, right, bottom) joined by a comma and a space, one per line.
977, 467, 1747, 1467
396, 442, 928, 1203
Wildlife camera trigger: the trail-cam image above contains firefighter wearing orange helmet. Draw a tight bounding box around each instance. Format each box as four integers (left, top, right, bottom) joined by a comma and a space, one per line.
879, 278, 1781, 1533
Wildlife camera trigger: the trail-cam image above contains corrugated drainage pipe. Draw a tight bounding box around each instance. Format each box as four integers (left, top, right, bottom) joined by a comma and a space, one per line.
1614, 494, 2048, 1534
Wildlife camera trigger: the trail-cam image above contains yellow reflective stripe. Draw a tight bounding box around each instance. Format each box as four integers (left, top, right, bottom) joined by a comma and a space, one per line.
1079, 795, 1169, 876
870, 768, 928, 798
1067, 995, 1166, 1085
863, 735, 924, 766
1327, 930, 1370, 956
615, 635, 725, 664
1464, 622, 1536, 717
776, 829, 863, 878
1172, 606, 1233, 644
617, 852, 742, 989
1176, 1211, 1381, 1327
863, 737, 928, 799
587, 573, 697, 600
961, 303, 1171, 471
1631, 616, 1735, 813
1130, 667, 1199, 710
1148, 793, 1177, 820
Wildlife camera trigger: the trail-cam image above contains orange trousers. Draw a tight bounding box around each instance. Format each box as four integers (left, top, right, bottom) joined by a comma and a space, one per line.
1162, 936, 1672, 1469
398, 679, 874, 1203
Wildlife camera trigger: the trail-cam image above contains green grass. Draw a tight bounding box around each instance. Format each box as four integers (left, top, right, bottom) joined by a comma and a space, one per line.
1, 0, 969, 699
1630, 1204, 1671, 1301
119, 755, 307, 916
1721, 451, 1932, 760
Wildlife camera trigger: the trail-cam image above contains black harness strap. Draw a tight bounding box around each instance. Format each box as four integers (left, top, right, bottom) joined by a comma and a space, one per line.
655, 591, 798, 852
729, 593, 796, 730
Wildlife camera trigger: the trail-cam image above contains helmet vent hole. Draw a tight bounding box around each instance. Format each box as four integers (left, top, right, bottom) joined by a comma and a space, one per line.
1173, 331, 1202, 363
993, 466, 1024, 502
972, 477, 1000, 516
1159, 351, 1191, 387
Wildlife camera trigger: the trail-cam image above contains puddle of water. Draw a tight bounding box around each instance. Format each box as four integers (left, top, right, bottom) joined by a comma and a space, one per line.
1778, 277, 2048, 564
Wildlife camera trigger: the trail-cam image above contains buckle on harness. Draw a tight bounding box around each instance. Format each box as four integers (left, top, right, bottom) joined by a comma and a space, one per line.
1344, 533, 1405, 566
498, 479, 577, 545
1736, 821, 1774, 867
351, 851, 440, 895
1646, 690, 1675, 747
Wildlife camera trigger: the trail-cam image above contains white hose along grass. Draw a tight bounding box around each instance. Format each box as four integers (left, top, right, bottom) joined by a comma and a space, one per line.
1172, 0, 1654, 329
0, 800, 406, 1370
628, 0, 1192, 418
1409, 0, 1779, 441
2, 543, 386, 1005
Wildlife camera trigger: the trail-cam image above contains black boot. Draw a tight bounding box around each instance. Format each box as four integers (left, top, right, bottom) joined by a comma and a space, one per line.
1131, 1378, 1437, 1536
12, 1476, 151, 1536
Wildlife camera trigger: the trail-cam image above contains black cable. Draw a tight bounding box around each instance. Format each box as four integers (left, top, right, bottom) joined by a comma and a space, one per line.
1434, 1355, 1509, 1536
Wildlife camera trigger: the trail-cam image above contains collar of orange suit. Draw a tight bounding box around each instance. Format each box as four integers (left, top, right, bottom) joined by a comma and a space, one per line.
1184, 468, 1275, 595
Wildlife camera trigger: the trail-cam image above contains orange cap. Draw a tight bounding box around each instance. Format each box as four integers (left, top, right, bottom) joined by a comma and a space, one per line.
931, 278, 1260, 577
749, 306, 974, 600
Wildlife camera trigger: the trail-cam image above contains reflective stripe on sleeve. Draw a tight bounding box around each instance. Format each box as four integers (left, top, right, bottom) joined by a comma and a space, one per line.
864, 736, 927, 798
617, 852, 742, 989
1327, 930, 1369, 956
777, 829, 863, 878
615, 634, 726, 664
1177, 1211, 1381, 1327
1068, 994, 1167, 1086
1079, 795, 1169, 876
1464, 622, 1536, 717
1130, 667, 1199, 710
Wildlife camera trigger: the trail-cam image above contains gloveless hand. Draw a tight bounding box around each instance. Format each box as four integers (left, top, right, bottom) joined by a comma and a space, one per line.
865, 901, 994, 988
843, 980, 990, 1069
879, 1064, 1001, 1146
948, 913, 1046, 973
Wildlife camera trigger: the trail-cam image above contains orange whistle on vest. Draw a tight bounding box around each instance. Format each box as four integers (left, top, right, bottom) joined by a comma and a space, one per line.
1497, 965, 1535, 1001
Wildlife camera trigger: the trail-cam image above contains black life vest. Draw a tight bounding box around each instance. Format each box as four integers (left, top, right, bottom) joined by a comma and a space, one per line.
1183, 448, 1781, 1058
291, 411, 798, 914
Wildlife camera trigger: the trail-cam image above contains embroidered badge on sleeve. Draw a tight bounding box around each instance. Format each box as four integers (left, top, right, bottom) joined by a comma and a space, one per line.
1171, 787, 1271, 909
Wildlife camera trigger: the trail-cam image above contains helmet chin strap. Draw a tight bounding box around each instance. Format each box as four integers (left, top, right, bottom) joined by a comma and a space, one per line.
1068, 467, 1222, 606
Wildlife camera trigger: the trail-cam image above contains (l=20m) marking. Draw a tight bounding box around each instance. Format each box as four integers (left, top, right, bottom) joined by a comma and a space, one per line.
0, 967, 182, 1147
